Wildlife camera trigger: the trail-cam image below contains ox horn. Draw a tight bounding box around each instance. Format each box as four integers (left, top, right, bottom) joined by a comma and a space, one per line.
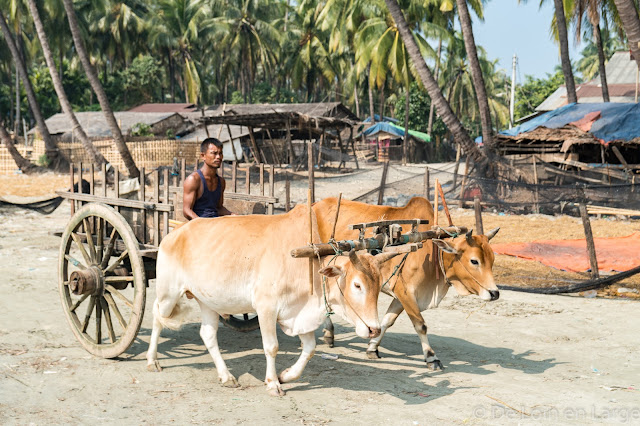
374, 252, 401, 266
486, 227, 500, 241
348, 249, 367, 273
465, 229, 474, 244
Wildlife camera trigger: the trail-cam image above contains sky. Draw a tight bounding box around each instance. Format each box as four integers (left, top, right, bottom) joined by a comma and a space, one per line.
471, 0, 585, 81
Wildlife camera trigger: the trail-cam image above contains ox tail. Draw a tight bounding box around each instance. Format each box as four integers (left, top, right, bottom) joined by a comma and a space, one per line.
153, 295, 192, 331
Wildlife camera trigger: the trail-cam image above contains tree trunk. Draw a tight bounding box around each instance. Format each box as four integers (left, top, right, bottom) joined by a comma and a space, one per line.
14, 63, 20, 136
427, 38, 442, 136
383, 0, 488, 167
62, 0, 139, 178
592, 23, 610, 102
0, 11, 67, 171
553, 0, 578, 104
612, 0, 640, 70
354, 86, 360, 118
403, 85, 410, 165
28, 0, 108, 166
0, 123, 40, 173
456, 0, 494, 150
367, 65, 375, 123
378, 83, 385, 119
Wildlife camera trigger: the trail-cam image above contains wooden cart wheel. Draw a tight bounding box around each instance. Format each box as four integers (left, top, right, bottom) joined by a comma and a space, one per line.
58, 203, 146, 358
221, 314, 260, 332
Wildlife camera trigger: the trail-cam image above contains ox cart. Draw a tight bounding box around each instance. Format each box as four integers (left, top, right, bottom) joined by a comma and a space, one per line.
56, 162, 465, 359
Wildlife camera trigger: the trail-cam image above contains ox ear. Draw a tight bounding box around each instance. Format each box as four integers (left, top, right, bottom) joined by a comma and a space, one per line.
486, 227, 500, 241
465, 229, 474, 244
374, 252, 401, 266
319, 265, 345, 278
433, 239, 458, 254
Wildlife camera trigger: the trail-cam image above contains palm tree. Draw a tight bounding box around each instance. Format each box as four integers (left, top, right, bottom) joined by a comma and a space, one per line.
27, 0, 108, 167
455, 0, 494, 150
0, 118, 39, 173
576, 26, 622, 81
62, 0, 139, 178
553, 0, 578, 103
612, 0, 640, 69
383, 0, 488, 167
0, 9, 68, 171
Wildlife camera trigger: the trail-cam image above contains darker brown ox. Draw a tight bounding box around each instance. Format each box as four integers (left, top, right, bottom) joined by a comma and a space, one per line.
146, 204, 400, 396
314, 197, 500, 370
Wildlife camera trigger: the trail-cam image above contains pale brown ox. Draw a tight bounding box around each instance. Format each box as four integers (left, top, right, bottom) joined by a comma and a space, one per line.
314, 197, 499, 370
146, 204, 400, 396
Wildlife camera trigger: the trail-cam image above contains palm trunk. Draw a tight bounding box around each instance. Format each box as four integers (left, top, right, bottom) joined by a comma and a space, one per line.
456, 0, 494, 150
612, 0, 640, 70
383, 0, 488, 167
378, 83, 385, 119
14, 63, 20, 136
28, 0, 108, 166
553, 0, 578, 104
354, 86, 360, 118
0, 11, 67, 171
0, 122, 40, 173
62, 0, 139, 178
367, 65, 375, 123
403, 85, 410, 165
592, 23, 610, 102
427, 38, 442, 136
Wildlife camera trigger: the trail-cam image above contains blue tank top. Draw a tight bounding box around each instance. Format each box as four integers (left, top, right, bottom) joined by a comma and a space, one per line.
193, 169, 221, 218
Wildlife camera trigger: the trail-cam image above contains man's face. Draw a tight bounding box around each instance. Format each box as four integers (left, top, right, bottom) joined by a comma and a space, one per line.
202, 144, 223, 168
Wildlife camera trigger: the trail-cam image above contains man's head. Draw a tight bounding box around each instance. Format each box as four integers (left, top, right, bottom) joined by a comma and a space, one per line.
200, 138, 223, 169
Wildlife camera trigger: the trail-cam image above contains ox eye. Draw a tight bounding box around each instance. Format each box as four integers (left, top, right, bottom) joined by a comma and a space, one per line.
353, 282, 362, 290
470, 259, 480, 266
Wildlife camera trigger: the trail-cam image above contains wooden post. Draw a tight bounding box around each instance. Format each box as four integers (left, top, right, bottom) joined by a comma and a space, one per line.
79, 162, 84, 196
307, 141, 315, 203
153, 170, 160, 246
532, 155, 540, 214
265, 129, 281, 166
452, 144, 461, 190
459, 157, 470, 208
180, 158, 186, 185
474, 197, 484, 235
101, 163, 107, 197
437, 181, 453, 226
308, 189, 314, 295
317, 129, 325, 167
433, 177, 439, 279
231, 161, 237, 193
114, 166, 120, 214
259, 163, 265, 196
330, 193, 343, 241
378, 161, 389, 205
69, 163, 75, 215
424, 167, 430, 200
245, 168, 251, 194
140, 167, 146, 244
226, 124, 239, 162
285, 172, 291, 212
350, 128, 359, 170
268, 165, 275, 215
89, 164, 95, 195
162, 168, 169, 238
578, 187, 599, 279
286, 118, 294, 164
248, 127, 265, 164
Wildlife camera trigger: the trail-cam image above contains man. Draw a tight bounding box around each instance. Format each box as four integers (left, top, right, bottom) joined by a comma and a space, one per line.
183, 138, 233, 220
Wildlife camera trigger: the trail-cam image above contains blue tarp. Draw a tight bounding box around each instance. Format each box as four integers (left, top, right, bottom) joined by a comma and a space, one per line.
482, 103, 640, 143
362, 122, 431, 142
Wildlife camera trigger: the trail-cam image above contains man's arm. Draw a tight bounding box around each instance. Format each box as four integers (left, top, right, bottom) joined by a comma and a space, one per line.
217, 177, 234, 216
183, 173, 200, 220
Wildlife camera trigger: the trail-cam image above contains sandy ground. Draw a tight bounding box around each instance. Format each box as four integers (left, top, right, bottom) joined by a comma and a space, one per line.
1, 168, 640, 425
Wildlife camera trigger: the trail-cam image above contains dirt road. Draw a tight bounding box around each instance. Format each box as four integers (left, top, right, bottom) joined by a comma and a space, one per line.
1, 200, 639, 425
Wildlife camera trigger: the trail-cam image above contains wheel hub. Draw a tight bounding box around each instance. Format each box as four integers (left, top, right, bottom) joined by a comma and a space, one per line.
69, 267, 103, 296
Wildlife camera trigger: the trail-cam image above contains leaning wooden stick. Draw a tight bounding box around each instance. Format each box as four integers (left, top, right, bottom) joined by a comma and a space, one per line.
433, 178, 439, 279
437, 181, 453, 226
330, 193, 343, 241
308, 189, 314, 295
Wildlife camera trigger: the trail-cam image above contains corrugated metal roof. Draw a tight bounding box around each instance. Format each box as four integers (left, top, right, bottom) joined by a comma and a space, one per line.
207, 102, 359, 121
128, 103, 196, 113
603, 51, 638, 84
179, 124, 249, 143
29, 112, 183, 137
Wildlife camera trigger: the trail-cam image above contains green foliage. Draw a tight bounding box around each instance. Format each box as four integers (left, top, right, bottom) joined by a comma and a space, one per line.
119, 55, 164, 106
514, 71, 565, 120
231, 83, 301, 104
37, 154, 50, 167
130, 122, 153, 137
394, 82, 446, 138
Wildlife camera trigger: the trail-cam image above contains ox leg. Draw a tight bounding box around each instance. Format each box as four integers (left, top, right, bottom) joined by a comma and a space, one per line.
198, 303, 239, 387
146, 294, 182, 372
257, 310, 284, 396
400, 297, 443, 371
322, 317, 334, 347
279, 332, 316, 384
366, 298, 405, 359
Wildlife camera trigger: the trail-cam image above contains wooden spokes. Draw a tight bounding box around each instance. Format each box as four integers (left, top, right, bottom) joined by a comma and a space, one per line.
59, 203, 146, 358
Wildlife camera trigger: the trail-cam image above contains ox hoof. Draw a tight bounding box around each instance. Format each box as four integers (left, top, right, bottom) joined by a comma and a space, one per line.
323, 337, 334, 348
146, 361, 162, 372
366, 349, 381, 360
426, 359, 444, 371
266, 381, 286, 397
220, 375, 239, 388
